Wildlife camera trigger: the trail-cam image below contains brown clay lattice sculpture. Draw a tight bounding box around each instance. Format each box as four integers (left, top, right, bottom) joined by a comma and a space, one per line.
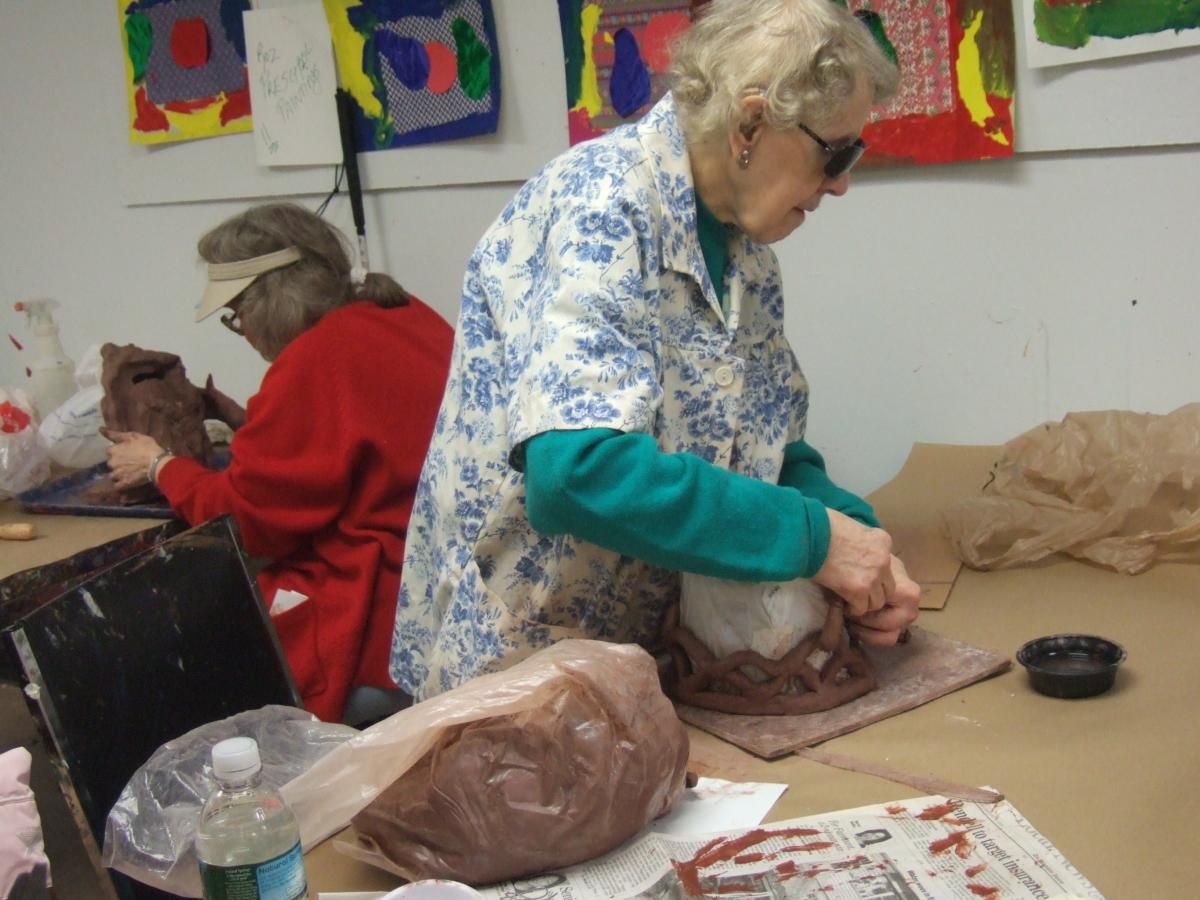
662, 597, 876, 716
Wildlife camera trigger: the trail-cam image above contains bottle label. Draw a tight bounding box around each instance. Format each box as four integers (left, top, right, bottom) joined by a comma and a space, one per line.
199, 840, 308, 900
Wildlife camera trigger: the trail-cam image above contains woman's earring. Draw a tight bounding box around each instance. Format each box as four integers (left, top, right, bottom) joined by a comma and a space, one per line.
738, 148, 752, 170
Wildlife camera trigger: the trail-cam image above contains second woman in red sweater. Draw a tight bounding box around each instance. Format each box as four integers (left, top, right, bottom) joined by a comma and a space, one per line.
106, 202, 453, 724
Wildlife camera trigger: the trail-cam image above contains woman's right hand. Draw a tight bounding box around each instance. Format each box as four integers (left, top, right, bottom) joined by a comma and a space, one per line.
103, 430, 166, 490
812, 508, 895, 616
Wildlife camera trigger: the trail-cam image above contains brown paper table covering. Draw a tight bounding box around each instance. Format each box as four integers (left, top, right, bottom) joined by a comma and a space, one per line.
3, 443, 1198, 899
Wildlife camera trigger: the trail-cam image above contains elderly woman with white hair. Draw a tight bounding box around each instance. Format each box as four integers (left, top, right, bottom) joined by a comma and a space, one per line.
391, 0, 921, 700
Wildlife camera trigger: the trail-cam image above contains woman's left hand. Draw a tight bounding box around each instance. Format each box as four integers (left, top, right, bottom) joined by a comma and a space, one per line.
845, 554, 921, 646
103, 430, 165, 490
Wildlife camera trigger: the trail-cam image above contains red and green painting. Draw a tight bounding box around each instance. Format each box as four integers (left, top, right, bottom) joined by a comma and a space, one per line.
1034, 0, 1200, 50
117, 0, 254, 145
559, 0, 1015, 165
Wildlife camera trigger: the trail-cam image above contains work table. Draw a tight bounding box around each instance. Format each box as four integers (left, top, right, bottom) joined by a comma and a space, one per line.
3, 444, 1196, 898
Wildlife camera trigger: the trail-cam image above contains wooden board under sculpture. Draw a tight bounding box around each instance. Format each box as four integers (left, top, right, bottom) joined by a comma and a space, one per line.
671, 625, 1009, 759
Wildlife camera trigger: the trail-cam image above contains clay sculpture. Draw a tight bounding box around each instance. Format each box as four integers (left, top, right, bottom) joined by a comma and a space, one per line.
663, 575, 876, 715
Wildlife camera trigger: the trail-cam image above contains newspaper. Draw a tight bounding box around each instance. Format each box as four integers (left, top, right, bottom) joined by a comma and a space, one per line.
475, 795, 1104, 900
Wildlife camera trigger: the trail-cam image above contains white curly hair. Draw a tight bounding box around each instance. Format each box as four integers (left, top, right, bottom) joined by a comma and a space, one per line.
668, 0, 899, 146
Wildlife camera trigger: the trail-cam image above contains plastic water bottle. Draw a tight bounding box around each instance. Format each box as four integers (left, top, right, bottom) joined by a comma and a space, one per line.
195, 736, 309, 900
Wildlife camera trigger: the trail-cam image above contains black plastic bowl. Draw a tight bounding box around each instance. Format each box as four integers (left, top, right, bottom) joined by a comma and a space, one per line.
1016, 634, 1126, 699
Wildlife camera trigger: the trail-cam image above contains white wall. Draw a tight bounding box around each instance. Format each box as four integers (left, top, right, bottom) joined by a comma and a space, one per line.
3, 2, 1198, 495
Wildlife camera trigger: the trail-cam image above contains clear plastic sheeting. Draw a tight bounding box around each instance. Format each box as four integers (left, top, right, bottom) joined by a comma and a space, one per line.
283, 640, 690, 886
944, 404, 1200, 574
681, 573, 828, 664
37, 344, 109, 469
102, 704, 356, 898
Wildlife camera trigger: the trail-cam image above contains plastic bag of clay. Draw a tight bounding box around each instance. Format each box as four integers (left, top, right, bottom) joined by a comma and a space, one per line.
37, 345, 109, 468
0, 387, 49, 497
943, 405, 1200, 575
281, 640, 690, 886
102, 705, 356, 898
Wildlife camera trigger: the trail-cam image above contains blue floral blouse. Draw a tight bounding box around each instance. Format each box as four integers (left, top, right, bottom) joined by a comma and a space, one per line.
390, 94, 811, 699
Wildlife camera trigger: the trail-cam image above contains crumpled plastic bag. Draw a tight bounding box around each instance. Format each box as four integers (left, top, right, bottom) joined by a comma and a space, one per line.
282, 639, 690, 886
943, 405, 1200, 574
0, 387, 49, 497
102, 705, 356, 898
681, 572, 829, 664
37, 345, 108, 468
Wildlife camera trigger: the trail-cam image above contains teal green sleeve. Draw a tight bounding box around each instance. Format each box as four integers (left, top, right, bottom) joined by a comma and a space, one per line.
519, 428, 831, 581
779, 439, 880, 528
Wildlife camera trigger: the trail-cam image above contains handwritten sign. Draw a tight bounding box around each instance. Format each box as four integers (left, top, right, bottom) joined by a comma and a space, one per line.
243, 5, 341, 167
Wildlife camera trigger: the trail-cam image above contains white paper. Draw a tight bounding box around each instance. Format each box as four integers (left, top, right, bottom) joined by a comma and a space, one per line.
243, 5, 342, 166
649, 777, 786, 838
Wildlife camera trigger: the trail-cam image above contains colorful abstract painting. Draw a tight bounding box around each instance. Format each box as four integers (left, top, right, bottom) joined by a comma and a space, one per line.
848, 0, 1016, 167
558, 0, 695, 145
1023, 0, 1200, 68
323, 0, 501, 151
118, 0, 253, 145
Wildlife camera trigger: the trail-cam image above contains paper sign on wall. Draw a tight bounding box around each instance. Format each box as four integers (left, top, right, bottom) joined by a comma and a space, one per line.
243, 5, 342, 166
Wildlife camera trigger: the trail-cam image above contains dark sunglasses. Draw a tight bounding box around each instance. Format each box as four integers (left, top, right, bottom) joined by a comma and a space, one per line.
796, 122, 867, 179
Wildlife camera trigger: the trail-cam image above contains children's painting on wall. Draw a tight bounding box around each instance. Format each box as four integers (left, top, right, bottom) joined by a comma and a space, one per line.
848, 0, 1016, 167
323, 0, 501, 151
559, 0, 1014, 165
558, 0, 695, 145
117, 0, 253, 144
1021, 0, 1200, 68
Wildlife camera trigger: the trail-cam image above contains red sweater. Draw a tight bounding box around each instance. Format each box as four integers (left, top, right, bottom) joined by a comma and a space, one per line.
158, 299, 453, 721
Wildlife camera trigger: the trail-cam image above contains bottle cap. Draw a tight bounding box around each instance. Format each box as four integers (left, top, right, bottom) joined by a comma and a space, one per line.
212, 736, 262, 780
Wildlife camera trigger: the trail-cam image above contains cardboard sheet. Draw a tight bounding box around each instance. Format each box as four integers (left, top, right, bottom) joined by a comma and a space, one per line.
866, 443, 1002, 609
293, 443, 1200, 899
675, 626, 1010, 758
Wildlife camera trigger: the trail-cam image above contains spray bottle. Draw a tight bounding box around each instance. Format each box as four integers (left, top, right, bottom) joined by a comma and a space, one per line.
13, 299, 76, 419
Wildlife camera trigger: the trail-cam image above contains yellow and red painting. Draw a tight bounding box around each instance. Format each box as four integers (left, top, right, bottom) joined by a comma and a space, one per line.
849, 0, 1016, 166
117, 0, 254, 145
560, 0, 1016, 165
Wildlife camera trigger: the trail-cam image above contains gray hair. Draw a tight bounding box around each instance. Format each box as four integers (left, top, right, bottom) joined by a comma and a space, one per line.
668, 0, 899, 146
198, 202, 409, 360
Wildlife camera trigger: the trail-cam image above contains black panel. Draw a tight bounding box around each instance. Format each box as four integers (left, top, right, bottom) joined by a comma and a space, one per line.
0, 516, 300, 868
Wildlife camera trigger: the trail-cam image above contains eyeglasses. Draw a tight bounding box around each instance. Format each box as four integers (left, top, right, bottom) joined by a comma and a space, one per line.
796, 122, 867, 180
219, 304, 245, 336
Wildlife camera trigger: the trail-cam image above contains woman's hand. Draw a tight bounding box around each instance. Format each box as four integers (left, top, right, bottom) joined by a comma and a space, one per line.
103, 430, 165, 490
845, 554, 921, 647
203, 375, 247, 430
812, 508, 895, 616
